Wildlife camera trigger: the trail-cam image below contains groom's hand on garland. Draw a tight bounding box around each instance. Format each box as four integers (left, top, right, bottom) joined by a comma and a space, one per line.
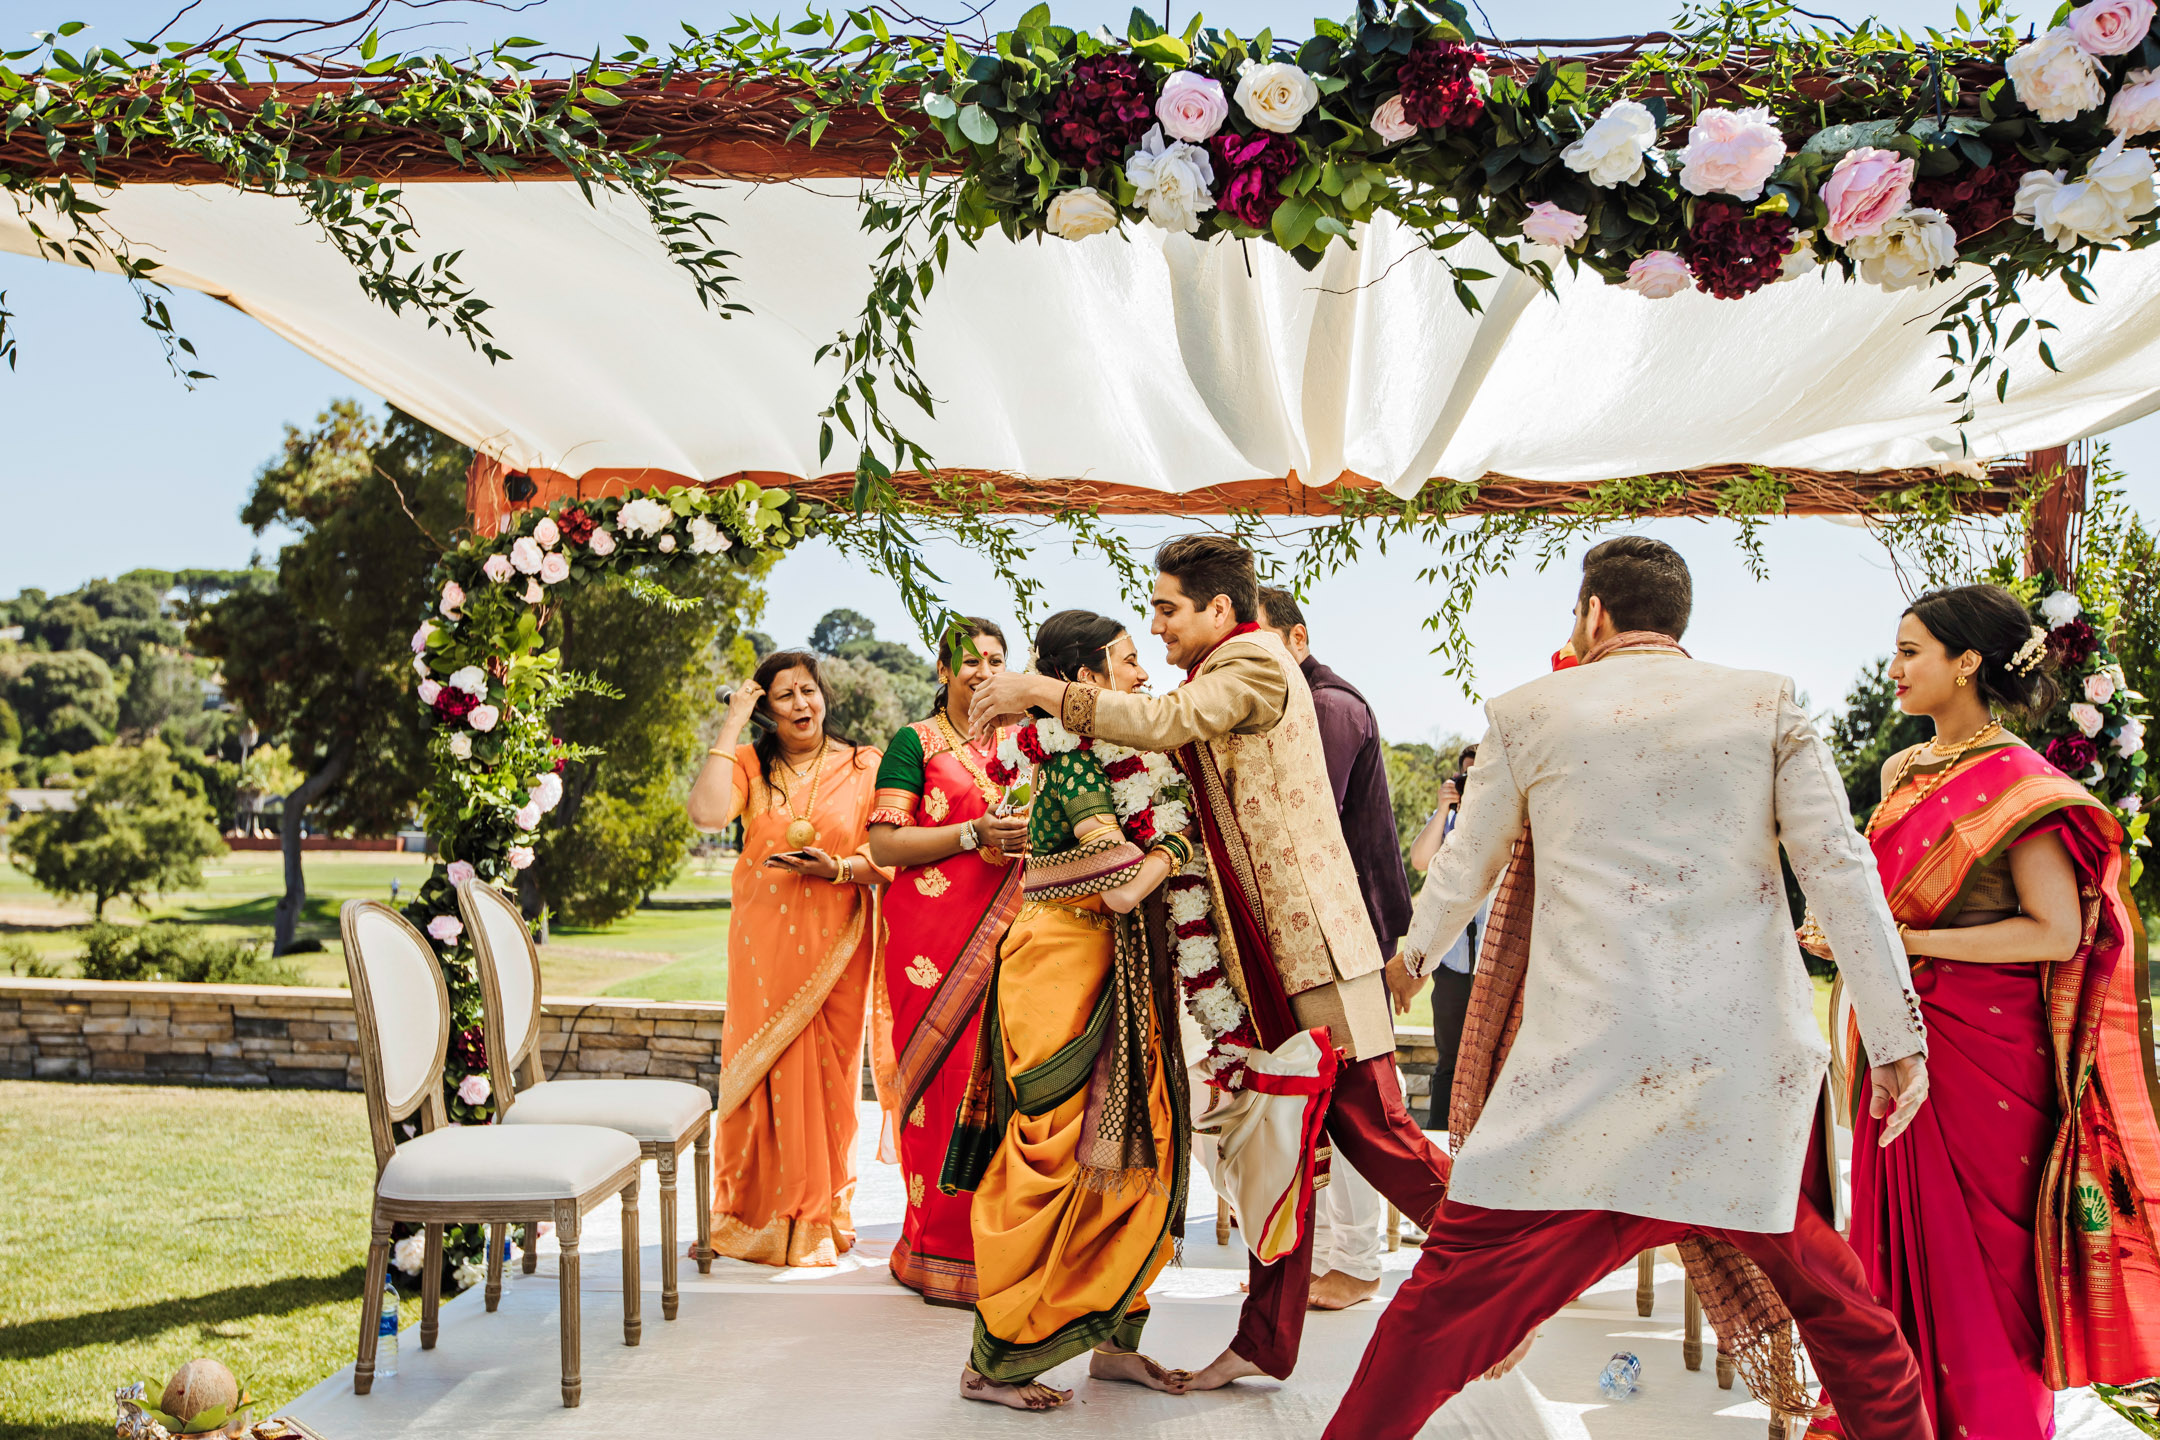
969, 671, 1061, 738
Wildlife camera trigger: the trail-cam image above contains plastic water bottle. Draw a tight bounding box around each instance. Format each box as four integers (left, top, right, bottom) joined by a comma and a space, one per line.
376, 1281, 400, 1378
1597, 1351, 1640, 1400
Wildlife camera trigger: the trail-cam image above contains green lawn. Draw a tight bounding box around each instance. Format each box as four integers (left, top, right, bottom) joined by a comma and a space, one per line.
0, 850, 733, 1002
0, 1082, 376, 1440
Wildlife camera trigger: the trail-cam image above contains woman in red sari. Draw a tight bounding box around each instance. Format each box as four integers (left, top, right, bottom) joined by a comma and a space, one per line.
866, 619, 1029, 1306
1806, 583, 2160, 1440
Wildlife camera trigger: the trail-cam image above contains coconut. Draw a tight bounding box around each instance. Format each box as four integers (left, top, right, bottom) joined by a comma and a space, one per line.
159, 1358, 238, 1424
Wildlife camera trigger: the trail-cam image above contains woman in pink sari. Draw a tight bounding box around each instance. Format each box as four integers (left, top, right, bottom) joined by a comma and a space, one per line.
1806, 584, 2160, 1440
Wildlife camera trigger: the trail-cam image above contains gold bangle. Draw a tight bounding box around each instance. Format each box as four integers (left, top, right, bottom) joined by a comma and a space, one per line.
832, 857, 851, 885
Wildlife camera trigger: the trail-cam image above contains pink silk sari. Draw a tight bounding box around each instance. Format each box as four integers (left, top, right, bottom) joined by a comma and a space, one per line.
1847, 743, 2160, 1438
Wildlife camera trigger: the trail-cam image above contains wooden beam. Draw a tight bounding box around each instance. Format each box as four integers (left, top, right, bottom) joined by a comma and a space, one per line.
2022, 446, 2084, 582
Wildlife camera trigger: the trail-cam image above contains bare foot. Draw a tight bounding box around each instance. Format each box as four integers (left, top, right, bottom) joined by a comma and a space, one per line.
1307, 1269, 1381, 1311
961, 1368, 1072, 1410
1089, 1347, 1188, 1393
1478, 1329, 1538, 1381
1179, 1345, 1271, 1392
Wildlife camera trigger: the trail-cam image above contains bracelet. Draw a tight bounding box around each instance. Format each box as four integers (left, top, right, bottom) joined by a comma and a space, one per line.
958, 820, 980, 852
832, 856, 853, 885
1149, 834, 1194, 868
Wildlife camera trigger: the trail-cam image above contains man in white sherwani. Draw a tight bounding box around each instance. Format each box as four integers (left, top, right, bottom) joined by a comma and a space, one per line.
1325, 536, 1934, 1440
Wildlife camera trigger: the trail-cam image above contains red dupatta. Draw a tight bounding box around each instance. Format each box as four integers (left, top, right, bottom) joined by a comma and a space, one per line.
1863, 742, 2160, 1388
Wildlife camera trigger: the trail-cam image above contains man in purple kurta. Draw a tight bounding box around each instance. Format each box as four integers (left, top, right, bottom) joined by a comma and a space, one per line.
1259, 588, 1413, 1308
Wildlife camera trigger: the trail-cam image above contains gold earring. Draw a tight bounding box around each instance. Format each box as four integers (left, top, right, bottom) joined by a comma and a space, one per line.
1955, 674, 1969, 687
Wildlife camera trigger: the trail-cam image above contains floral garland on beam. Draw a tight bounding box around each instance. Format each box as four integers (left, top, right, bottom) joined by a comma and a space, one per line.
989, 713, 1256, 1089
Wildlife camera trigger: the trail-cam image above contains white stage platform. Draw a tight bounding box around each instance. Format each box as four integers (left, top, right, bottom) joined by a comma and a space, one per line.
284, 1104, 2140, 1440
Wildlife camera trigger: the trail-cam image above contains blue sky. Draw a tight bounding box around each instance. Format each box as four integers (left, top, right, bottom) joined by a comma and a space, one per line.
4, 0, 2155, 740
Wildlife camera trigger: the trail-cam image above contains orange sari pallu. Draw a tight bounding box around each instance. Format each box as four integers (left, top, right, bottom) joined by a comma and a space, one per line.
710, 741, 889, 1268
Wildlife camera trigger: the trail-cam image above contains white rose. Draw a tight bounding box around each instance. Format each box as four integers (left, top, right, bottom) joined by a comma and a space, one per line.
616, 497, 673, 538
2016, 139, 2157, 250
2109, 68, 2160, 138
2117, 715, 2146, 757
514, 800, 542, 830
509, 536, 544, 575
1371, 94, 1417, 146
1235, 60, 1319, 134
2006, 28, 2107, 123
1778, 230, 1822, 281
393, 1234, 427, 1276
1155, 71, 1229, 143
1045, 186, 1119, 240
2070, 702, 2107, 737
448, 665, 488, 697
523, 578, 544, 605
2040, 590, 2084, 626
530, 772, 565, 812
538, 551, 570, 585
468, 704, 501, 733
686, 515, 733, 555
1125, 125, 1216, 235
413, 654, 432, 679
1561, 98, 1658, 187
448, 733, 472, 760
453, 1257, 485, 1292
1846, 207, 1958, 291
532, 516, 560, 548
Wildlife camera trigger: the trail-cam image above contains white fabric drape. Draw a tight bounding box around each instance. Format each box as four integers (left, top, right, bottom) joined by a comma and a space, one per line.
9, 179, 2159, 491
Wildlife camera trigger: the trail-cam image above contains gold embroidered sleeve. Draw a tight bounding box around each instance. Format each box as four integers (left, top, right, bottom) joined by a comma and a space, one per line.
1059, 682, 1098, 736
1080, 648, 1288, 749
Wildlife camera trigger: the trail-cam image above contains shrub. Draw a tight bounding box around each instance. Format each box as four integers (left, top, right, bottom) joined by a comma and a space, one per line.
77, 922, 298, 985
2, 937, 61, 978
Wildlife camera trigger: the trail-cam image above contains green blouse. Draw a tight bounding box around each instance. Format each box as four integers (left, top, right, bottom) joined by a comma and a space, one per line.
1029, 748, 1119, 854
875, 723, 926, 796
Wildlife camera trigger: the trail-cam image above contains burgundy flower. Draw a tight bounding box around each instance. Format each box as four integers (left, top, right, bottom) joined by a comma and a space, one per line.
2045, 733, 2099, 775
1210, 131, 1301, 228
432, 686, 478, 722
1684, 200, 1796, 300
2048, 618, 2099, 666
1040, 54, 1155, 170
1395, 39, 1487, 131
1126, 808, 1159, 846
1174, 917, 1214, 940
556, 506, 597, 546
451, 1024, 488, 1071
1913, 155, 2036, 242
1102, 755, 1147, 782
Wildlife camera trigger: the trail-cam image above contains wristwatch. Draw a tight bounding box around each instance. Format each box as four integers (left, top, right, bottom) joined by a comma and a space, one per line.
958, 820, 980, 851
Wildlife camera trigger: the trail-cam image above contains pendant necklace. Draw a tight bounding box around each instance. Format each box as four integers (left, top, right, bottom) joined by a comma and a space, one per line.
1868, 718, 2004, 836
777, 738, 829, 849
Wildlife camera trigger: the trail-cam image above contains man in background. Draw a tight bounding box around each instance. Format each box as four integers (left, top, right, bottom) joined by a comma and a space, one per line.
1256, 586, 1414, 1310
1402, 743, 1481, 1131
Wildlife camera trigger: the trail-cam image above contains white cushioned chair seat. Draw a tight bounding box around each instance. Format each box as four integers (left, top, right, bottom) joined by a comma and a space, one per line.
501, 1079, 712, 1143
376, 1124, 641, 1203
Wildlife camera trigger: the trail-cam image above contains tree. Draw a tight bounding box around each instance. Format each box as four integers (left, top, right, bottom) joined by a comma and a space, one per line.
818, 654, 911, 747
24, 576, 179, 669
194, 401, 470, 953
533, 552, 774, 927
8, 741, 225, 917
810, 608, 934, 720
119, 648, 207, 736
1383, 737, 1471, 891
4, 651, 119, 755
809, 608, 878, 655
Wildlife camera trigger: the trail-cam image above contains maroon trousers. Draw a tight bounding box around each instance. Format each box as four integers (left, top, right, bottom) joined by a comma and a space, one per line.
1323, 1130, 1930, 1440
1229, 1054, 1452, 1377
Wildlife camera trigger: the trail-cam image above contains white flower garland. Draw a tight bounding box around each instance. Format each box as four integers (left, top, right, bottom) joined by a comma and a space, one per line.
995, 714, 1255, 1088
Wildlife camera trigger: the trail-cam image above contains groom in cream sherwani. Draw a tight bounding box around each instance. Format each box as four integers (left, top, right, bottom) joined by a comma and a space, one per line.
1326, 537, 1934, 1440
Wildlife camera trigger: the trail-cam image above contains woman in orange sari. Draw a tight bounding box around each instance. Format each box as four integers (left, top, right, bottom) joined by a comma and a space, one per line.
688, 649, 888, 1268
866, 618, 1029, 1306
1806, 584, 2160, 1440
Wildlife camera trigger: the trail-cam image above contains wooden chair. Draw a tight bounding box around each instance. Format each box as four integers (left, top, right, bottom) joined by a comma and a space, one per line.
459, 879, 715, 1319
1635, 1249, 1710, 1379
342, 900, 645, 1408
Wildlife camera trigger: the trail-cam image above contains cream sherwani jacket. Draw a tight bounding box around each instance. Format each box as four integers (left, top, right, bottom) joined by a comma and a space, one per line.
1404, 651, 1928, 1233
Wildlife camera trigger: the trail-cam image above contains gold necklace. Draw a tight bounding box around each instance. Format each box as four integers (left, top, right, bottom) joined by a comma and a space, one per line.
934, 710, 1003, 807
775, 738, 829, 848
1869, 718, 2004, 835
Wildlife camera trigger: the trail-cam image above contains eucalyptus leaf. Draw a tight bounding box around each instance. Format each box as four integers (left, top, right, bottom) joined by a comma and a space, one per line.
957, 104, 998, 147
1799, 118, 1904, 158
921, 92, 958, 120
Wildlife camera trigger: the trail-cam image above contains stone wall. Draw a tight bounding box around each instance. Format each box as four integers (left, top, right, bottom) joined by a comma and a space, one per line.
0, 979, 727, 1101
0, 977, 1436, 1115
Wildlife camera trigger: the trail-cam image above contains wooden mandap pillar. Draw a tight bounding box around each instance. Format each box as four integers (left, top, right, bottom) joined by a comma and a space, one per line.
2022, 445, 2085, 583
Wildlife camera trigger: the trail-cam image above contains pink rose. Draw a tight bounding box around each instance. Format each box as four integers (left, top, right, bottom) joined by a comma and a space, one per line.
418, 679, 442, 705
507, 845, 535, 871
426, 914, 464, 945
2109, 68, 2160, 137
439, 580, 465, 619
523, 579, 544, 604
657, 534, 677, 553
2069, 0, 2156, 55
411, 622, 435, 655
1370, 94, 1417, 147
413, 655, 431, 679
587, 527, 617, 557
532, 516, 561, 548
469, 704, 501, 733
1677, 106, 1785, 201
2069, 702, 2106, 737
456, 1072, 491, 1106
514, 801, 543, 830
2086, 671, 2119, 704
482, 554, 514, 584
1521, 201, 1588, 250
510, 536, 544, 574
1621, 250, 1695, 298
539, 551, 571, 585
446, 860, 476, 887
1821, 147, 1916, 244
1155, 71, 1228, 143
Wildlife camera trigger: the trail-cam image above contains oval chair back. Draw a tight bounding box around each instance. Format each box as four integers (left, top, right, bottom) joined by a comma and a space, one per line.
339, 900, 452, 1175
457, 879, 544, 1111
